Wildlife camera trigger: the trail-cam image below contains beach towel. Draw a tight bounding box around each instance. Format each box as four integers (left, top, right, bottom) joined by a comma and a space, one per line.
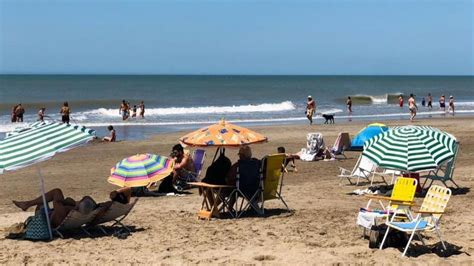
299, 133, 325, 161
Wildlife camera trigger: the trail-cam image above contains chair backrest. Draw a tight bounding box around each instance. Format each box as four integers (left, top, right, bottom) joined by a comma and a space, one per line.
332, 132, 351, 154
56, 207, 103, 231
390, 177, 417, 203
236, 159, 262, 199
92, 198, 138, 225
420, 185, 451, 221
442, 141, 459, 180
192, 149, 206, 177
261, 154, 286, 201
307, 133, 325, 154
353, 155, 376, 177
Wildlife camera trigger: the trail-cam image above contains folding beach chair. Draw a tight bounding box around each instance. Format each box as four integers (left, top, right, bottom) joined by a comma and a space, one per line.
261, 154, 289, 213
372, 169, 401, 185
330, 132, 351, 159
53, 207, 104, 238
421, 141, 460, 189
338, 155, 377, 185
229, 159, 263, 218
299, 132, 325, 161
379, 185, 452, 257
192, 149, 206, 178
358, 177, 417, 234
90, 198, 139, 234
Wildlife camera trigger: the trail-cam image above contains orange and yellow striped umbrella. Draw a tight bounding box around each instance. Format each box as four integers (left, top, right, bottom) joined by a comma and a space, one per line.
179, 119, 267, 147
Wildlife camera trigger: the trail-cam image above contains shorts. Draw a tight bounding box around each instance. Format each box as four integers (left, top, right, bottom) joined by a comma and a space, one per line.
306, 108, 314, 117
176, 169, 197, 182
428, 101, 432, 107
62, 115, 70, 124
440, 103, 445, 108
409, 107, 416, 113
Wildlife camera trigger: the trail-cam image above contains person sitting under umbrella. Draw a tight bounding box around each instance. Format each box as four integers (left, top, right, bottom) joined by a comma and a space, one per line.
170, 144, 197, 188
13, 187, 131, 228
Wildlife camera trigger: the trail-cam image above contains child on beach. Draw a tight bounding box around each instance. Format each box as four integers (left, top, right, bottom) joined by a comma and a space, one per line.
103, 125, 116, 142
277, 146, 298, 172
38, 107, 46, 121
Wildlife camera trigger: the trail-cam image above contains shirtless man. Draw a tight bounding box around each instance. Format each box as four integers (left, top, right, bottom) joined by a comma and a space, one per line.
427, 93, 433, 110
139, 101, 145, 118
439, 95, 446, 112
448, 96, 455, 115
15, 104, 25, 122
170, 144, 196, 186
60, 102, 70, 124
119, 100, 130, 120
306, 96, 316, 125
408, 94, 418, 121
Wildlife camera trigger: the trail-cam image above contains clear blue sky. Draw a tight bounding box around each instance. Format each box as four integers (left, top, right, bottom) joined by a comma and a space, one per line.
0, 0, 472, 75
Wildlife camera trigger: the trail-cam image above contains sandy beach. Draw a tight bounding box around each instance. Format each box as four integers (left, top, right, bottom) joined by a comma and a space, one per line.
1, 117, 473, 265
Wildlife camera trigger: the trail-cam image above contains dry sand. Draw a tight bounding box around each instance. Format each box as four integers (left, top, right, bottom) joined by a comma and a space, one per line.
0, 117, 473, 265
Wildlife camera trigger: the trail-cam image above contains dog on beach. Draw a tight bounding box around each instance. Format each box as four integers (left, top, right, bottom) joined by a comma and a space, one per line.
322, 114, 335, 124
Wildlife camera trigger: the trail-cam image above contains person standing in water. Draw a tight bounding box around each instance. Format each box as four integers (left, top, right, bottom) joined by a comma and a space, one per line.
448, 96, 455, 115
15, 104, 25, 122
427, 93, 433, 110
60, 102, 70, 124
119, 100, 129, 120
38, 107, 46, 121
139, 101, 145, 118
408, 94, 418, 121
439, 95, 446, 112
398, 95, 404, 108
306, 96, 316, 125
346, 96, 352, 113
11, 105, 18, 122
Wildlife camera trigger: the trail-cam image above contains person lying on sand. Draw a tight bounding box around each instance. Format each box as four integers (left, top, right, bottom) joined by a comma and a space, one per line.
13, 187, 131, 228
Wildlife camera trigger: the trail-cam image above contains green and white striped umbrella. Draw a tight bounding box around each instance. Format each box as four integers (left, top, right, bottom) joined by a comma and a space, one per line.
362, 125, 457, 173
0, 121, 96, 173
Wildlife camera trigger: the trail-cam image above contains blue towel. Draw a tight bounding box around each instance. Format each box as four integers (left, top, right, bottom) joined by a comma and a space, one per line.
390, 220, 428, 230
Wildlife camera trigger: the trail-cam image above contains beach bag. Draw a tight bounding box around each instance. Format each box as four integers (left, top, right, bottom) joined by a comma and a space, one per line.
369, 224, 408, 249
24, 207, 51, 241
202, 153, 231, 185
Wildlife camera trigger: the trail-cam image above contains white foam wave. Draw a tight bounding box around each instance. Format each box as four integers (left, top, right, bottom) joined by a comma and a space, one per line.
83, 101, 296, 118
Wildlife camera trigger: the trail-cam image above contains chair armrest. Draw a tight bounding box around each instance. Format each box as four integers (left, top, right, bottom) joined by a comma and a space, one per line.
364, 195, 392, 201
187, 182, 234, 189
413, 210, 445, 214
338, 167, 350, 175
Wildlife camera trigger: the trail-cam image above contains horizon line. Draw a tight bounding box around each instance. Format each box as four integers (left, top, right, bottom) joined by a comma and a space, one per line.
1, 73, 473, 77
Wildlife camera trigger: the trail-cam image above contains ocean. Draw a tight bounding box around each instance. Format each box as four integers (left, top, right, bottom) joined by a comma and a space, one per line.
1, 75, 473, 140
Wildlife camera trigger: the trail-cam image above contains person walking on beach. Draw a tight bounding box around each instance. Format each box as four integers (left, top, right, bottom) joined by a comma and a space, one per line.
306, 96, 316, 125
346, 97, 352, 113
448, 96, 455, 115
119, 100, 129, 120
398, 95, 404, 108
427, 93, 433, 110
60, 102, 70, 124
139, 101, 145, 118
38, 107, 46, 121
408, 94, 418, 121
439, 95, 446, 112
15, 104, 25, 122
11, 105, 18, 122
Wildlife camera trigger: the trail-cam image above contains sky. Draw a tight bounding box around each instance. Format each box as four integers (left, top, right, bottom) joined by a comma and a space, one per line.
0, 0, 473, 75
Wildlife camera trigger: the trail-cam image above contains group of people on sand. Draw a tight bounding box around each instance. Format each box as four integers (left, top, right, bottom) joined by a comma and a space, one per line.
119, 100, 145, 120
10, 102, 71, 124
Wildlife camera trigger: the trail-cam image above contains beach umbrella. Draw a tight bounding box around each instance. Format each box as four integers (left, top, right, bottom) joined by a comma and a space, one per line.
108, 153, 174, 187
179, 119, 268, 161
362, 125, 457, 173
0, 121, 96, 239
179, 119, 267, 147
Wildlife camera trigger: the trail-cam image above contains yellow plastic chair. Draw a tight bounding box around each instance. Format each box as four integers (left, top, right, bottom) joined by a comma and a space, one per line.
261, 154, 289, 214
380, 185, 452, 257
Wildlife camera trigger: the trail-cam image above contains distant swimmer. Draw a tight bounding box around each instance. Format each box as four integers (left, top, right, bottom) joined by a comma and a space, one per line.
448, 96, 455, 115
60, 102, 70, 124
11, 105, 18, 122
306, 95, 316, 125
398, 95, 404, 108
38, 107, 46, 121
427, 93, 433, 109
439, 95, 446, 112
139, 101, 145, 118
119, 100, 129, 120
346, 96, 352, 113
408, 94, 418, 121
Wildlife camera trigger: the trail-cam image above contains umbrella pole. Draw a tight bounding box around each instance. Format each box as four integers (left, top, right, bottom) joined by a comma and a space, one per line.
37, 167, 53, 240
212, 147, 221, 163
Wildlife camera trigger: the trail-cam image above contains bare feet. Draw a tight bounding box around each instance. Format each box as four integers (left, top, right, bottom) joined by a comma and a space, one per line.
12, 200, 29, 211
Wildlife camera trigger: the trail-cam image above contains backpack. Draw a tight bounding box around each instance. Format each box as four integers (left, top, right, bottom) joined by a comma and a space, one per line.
369, 224, 408, 249
24, 207, 51, 241
202, 153, 231, 185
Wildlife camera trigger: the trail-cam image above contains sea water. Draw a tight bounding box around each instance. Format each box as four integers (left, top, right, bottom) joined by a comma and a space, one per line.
1, 75, 473, 140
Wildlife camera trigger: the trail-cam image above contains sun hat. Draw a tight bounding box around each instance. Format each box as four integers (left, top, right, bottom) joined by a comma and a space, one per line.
308, 95, 312, 98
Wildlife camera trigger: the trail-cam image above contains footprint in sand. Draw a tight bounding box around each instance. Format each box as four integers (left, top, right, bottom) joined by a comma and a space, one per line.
254, 255, 276, 261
